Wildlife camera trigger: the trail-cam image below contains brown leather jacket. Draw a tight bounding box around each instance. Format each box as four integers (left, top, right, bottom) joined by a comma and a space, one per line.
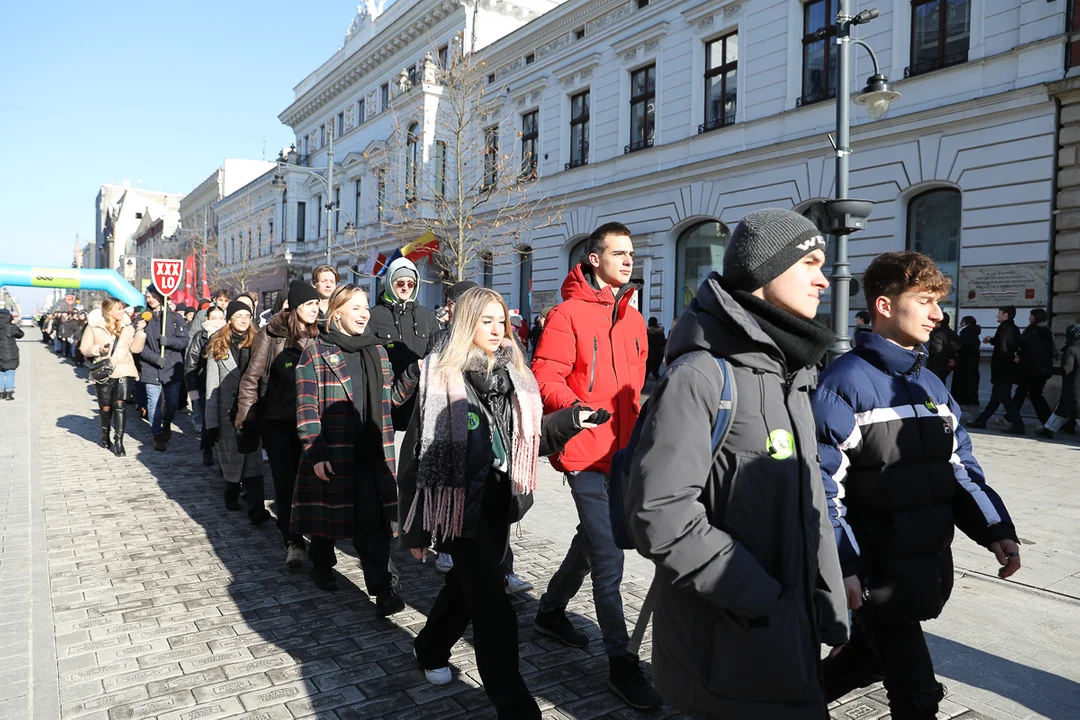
235, 311, 300, 428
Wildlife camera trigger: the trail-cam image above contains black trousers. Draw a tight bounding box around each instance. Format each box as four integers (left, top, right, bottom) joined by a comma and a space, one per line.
975, 381, 1024, 429
414, 478, 540, 720
308, 475, 395, 596
1013, 374, 1052, 425
261, 420, 306, 547
823, 610, 944, 719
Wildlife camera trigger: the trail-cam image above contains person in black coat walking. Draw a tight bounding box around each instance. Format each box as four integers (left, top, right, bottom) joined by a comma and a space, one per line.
1036, 322, 1080, 439
951, 316, 982, 409
1012, 308, 1055, 425
0, 309, 24, 400
644, 317, 666, 382
926, 312, 960, 382
367, 257, 441, 430
139, 287, 190, 451
970, 306, 1024, 433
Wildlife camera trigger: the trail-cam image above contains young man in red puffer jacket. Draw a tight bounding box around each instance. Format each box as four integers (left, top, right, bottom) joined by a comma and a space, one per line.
530, 222, 660, 711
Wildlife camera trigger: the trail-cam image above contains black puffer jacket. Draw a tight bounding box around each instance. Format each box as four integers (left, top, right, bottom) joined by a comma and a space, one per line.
368, 292, 441, 429
0, 310, 24, 371
988, 318, 1021, 385
139, 310, 189, 385
1018, 322, 1055, 379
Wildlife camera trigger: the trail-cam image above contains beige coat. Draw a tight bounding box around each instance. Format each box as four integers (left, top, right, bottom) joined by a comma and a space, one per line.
80, 310, 146, 379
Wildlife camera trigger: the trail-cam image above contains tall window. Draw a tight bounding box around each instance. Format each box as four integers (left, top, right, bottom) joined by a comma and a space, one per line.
334, 186, 341, 232
801, 0, 838, 106
438, 44, 449, 69
521, 111, 538, 178
484, 126, 498, 189
518, 246, 533, 324
354, 178, 362, 222
357, 98, 365, 125
481, 252, 494, 288
337, 112, 344, 137
627, 65, 655, 154
435, 141, 447, 197
702, 32, 738, 133
569, 90, 590, 169
380, 83, 390, 111
319, 124, 326, 147
316, 195, 323, 237
909, 0, 971, 77
406, 122, 420, 202
297, 201, 306, 242
301, 136, 309, 157
676, 221, 729, 316
568, 238, 589, 271
377, 169, 385, 221
907, 188, 961, 312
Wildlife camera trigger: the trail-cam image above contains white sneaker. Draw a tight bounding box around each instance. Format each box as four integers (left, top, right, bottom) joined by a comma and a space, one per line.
435, 552, 454, 573
414, 648, 451, 685
285, 543, 304, 569
504, 573, 533, 594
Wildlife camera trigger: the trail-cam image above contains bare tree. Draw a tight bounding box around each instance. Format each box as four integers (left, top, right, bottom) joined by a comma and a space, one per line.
369, 35, 563, 283
214, 194, 276, 293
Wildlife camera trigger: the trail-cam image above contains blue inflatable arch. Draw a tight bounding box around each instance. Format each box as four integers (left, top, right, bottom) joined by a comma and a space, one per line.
0, 264, 145, 308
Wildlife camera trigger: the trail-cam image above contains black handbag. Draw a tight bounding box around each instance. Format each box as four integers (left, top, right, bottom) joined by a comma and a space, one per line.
88, 336, 119, 384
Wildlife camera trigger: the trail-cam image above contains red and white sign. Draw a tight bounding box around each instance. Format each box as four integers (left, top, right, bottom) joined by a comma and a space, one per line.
64, 295, 75, 306
151, 258, 184, 298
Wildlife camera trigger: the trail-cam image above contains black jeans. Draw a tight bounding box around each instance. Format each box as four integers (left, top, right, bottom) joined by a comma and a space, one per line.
308, 475, 395, 596
414, 478, 540, 720
1013, 374, 1052, 425
261, 420, 305, 548
975, 381, 1024, 429
823, 610, 944, 719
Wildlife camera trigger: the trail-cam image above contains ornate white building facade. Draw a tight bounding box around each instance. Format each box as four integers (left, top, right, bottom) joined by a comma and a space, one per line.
271, 0, 1066, 332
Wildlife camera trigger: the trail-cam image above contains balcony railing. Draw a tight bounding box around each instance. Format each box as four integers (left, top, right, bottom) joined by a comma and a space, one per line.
564, 157, 589, 170
796, 88, 837, 108
904, 50, 968, 78
624, 137, 654, 154
698, 114, 736, 134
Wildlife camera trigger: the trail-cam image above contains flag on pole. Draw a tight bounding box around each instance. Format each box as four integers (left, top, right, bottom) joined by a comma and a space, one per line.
361, 251, 388, 277
402, 231, 440, 262
375, 248, 402, 276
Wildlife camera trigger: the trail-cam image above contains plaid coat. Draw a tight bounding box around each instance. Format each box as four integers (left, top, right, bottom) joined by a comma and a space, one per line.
291, 339, 398, 540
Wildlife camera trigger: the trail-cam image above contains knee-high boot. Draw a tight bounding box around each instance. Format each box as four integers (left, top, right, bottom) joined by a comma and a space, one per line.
242, 477, 271, 525
112, 403, 127, 456
99, 407, 114, 450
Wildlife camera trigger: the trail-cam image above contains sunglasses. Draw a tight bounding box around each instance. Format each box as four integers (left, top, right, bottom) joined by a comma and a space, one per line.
394, 280, 416, 289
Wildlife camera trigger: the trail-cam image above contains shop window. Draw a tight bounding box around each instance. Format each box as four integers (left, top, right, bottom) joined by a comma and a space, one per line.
675, 221, 729, 316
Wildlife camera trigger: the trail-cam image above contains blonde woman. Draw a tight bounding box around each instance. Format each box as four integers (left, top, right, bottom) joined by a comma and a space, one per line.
398, 287, 545, 719
204, 301, 269, 523
292, 284, 406, 614
80, 298, 147, 455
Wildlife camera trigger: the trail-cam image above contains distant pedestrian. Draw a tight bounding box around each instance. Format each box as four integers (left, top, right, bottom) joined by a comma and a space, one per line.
815, 251, 1020, 719
854, 309, 872, 335
80, 300, 146, 455
185, 305, 226, 464
139, 287, 190, 451
951, 315, 982, 410
0, 308, 25, 401
203, 301, 270, 524
531, 222, 660, 711
235, 281, 321, 569
1036, 322, 1080, 439
969, 306, 1024, 433
926, 311, 960, 382
292, 284, 405, 613
644, 316, 666, 381
1012, 308, 1055, 425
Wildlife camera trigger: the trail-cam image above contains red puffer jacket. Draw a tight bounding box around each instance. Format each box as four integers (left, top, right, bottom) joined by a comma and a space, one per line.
531, 264, 647, 473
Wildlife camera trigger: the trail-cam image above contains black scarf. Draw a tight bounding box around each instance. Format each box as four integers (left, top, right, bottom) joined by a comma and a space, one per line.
321, 326, 383, 449
729, 288, 835, 370
229, 331, 251, 372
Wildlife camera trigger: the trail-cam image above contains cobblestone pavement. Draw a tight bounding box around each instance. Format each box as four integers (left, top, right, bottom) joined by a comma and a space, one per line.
2, 331, 1079, 720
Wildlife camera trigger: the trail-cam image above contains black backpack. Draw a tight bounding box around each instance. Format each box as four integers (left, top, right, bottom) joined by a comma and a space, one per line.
608, 351, 738, 551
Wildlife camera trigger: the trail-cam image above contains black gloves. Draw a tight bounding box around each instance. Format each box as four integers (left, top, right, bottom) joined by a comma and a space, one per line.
580, 408, 611, 426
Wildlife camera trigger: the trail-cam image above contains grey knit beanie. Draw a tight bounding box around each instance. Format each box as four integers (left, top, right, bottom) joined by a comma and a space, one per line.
722, 208, 827, 291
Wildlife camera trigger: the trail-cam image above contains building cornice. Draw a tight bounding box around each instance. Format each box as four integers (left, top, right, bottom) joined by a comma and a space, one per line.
552, 53, 601, 81
279, 0, 460, 128
610, 21, 668, 56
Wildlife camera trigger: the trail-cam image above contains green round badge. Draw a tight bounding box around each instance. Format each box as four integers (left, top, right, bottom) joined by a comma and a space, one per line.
766, 429, 795, 460
467, 412, 480, 431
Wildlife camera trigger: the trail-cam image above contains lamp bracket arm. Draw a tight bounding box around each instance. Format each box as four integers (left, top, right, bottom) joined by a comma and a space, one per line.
849, 39, 881, 75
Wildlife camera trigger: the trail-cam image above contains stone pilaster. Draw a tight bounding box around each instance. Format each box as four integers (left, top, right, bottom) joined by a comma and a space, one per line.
1049, 77, 1080, 337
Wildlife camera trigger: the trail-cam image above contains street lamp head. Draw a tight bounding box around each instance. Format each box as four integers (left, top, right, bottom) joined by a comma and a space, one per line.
271, 167, 287, 192
855, 74, 900, 121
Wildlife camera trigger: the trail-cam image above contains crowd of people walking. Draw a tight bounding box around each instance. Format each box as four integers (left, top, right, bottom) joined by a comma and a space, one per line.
27, 211, 1077, 719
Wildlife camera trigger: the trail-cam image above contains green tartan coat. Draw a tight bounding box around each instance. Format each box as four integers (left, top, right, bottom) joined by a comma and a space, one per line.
291, 339, 398, 540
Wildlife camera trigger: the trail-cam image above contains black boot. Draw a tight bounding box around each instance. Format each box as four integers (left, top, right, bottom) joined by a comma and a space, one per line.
242, 477, 271, 525
224, 482, 242, 511
202, 447, 214, 466
99, 409, 114, 450
112, 404, 127, 456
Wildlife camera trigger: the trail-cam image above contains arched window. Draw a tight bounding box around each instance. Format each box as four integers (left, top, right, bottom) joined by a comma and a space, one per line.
481, 251, 494, 288
406, 122, 419, 202
907, 188, 960, 312
675, 221, 729, 316
568, 238, 589, 272
801, 202, 836, 329
518, 246, 533, 324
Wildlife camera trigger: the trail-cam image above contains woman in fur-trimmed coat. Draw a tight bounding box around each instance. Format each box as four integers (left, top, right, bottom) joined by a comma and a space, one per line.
292, 284, 408, 613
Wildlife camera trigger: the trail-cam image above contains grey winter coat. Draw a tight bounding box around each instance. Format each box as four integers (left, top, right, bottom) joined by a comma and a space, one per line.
625, 276, 847, 720
205, 346, 263, 483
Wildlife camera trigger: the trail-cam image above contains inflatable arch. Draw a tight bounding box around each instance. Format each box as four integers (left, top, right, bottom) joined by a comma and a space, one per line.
0, 264, 145, 308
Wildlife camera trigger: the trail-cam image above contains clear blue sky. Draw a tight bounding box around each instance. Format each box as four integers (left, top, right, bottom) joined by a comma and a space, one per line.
0, 1, 376, 312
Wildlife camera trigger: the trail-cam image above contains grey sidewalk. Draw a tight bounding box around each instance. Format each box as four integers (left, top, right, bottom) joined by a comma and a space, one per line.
0, 330, 1078, 719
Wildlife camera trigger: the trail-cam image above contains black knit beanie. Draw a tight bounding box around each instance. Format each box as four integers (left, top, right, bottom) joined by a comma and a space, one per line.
722, 208, 827, 292
287, 281, 320, 310
225, 300, 250, 321
447, 280, 478, 303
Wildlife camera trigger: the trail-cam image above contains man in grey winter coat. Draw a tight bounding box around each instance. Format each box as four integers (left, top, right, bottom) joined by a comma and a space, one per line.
625, 208, 848, 719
